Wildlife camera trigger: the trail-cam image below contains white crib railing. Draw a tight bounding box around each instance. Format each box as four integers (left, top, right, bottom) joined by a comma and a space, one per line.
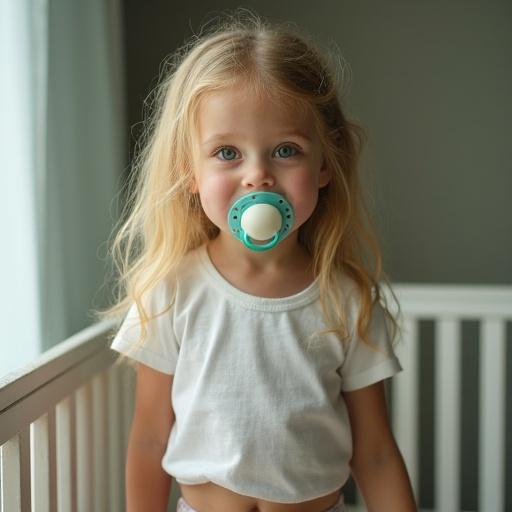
1, 285, 511, 512
0, 320, 135, 512
389, 285, 511, 512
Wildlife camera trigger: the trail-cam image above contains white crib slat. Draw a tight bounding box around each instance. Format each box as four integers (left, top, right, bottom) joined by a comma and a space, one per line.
479, 318, 506, 512
56, 397, 73, 512
75, 384, 92, 512
1, 434, 22, 512
22, 427, 33, 511
434, 318, 461, 512
120, 365, 135, 510
392, 316, 419, 498
92, 372, 108, 511
30, 414, 49, 512
47, 407, 58, 512
108, 365, 122, 511
122, 365, 135, 452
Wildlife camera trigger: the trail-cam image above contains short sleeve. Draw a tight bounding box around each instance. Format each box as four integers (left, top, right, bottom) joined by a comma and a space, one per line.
338, 299, 402, 392
110, 280, 179, 375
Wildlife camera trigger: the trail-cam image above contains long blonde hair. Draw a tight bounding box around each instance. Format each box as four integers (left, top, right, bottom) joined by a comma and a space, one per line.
95, 8, 403, 363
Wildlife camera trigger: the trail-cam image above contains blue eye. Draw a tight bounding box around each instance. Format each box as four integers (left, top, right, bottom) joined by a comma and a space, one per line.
276, 145, 298, 158
215, 147, 238, 161
213, 144, 299, 161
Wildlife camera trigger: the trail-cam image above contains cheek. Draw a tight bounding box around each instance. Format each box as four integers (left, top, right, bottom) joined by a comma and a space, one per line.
290, 172, 318, 196
198, 175, 234, 216
287, 171, 320, 221
294, 171, 318, 190
295, 191, 319, 220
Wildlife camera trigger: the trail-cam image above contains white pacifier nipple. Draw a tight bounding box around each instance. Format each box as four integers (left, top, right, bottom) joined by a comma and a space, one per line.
240, 203, 282, 241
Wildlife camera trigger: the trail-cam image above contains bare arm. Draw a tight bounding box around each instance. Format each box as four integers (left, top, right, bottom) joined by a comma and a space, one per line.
126, 362, 175, 512
343, 381, 417, 512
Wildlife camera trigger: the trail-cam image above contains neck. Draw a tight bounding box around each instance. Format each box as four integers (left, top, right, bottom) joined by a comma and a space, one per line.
207, 231, 311, 275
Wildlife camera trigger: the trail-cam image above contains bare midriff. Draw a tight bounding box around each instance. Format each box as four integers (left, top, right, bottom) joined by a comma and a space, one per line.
178, 481, 343, 512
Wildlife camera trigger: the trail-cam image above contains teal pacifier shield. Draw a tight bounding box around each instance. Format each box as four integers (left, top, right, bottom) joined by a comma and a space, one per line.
227, 192, 295, 251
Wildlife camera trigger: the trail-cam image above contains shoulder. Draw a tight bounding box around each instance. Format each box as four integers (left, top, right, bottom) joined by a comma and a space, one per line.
335, 271, 389, 330
143, 243, 206, 305
328, 270, 366, 329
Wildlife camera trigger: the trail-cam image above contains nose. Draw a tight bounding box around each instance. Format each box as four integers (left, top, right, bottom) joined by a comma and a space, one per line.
240, 161, 275, 189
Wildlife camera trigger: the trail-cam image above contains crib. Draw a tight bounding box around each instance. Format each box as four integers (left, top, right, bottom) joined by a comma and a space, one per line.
1, 284, 510, 512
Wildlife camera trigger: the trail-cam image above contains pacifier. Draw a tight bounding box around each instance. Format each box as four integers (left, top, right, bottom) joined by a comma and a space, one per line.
227, 192, 295, 252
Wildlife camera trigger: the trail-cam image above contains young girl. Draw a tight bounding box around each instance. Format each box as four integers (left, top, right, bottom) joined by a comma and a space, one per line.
102, 9, 417, 512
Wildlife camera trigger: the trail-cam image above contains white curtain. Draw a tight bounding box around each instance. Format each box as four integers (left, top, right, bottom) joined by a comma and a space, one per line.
0, 0, 126, 378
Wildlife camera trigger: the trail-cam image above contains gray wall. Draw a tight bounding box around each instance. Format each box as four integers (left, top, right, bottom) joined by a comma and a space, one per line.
122, 1, 512, 510
123, 0, 512, 286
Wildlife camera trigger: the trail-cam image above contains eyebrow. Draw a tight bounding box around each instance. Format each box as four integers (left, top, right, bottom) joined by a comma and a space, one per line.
201, 132, 312, 146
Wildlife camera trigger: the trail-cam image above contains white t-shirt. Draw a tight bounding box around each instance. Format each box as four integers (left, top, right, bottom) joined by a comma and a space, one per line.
110, 243, 402, 503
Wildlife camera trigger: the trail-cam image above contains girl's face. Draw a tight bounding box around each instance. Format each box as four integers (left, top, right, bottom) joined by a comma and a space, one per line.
191, 84, 330, 243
